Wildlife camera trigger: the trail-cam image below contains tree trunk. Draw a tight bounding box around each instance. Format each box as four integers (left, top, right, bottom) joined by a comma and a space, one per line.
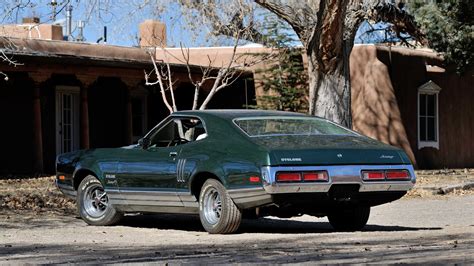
308, 61, 351, 128
255, 0, 421, 129
306, 1, 354, 128
307, 40, 352, 128
255, 0, 356, 128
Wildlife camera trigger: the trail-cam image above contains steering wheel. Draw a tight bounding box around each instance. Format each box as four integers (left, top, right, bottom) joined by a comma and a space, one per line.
167, 138, 189, 147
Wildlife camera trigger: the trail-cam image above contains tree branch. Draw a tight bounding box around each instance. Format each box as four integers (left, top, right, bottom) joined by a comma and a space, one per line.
254, 0, 316, 42
367, 2, 426, 45
144, 49, 174, 114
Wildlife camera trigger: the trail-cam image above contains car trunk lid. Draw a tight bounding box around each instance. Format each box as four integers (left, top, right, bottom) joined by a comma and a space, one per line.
250, 135, 407, 166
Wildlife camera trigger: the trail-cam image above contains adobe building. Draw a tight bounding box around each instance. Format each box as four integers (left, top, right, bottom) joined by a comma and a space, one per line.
158, 44, 474, 169
1, 18, 472, 173
350, 45, 474, 169
0, 19, 254, 175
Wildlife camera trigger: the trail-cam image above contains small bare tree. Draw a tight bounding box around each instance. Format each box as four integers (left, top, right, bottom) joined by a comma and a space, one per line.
0, 37, 22, 81
143, 1, 272, 114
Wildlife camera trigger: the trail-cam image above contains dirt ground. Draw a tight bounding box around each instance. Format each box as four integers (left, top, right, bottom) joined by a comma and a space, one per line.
0, 171, 473, 264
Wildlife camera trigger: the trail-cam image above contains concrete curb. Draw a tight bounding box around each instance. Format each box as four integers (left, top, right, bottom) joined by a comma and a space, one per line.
437, 182, 474, 195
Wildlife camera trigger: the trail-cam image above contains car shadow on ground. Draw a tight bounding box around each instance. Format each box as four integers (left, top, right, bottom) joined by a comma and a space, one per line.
118, 214, 442, 234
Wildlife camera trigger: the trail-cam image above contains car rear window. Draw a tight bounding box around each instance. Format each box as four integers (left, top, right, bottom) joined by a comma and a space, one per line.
234, 117, 356, 137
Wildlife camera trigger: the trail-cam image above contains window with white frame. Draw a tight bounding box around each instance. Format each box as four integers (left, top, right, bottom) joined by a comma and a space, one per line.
417, 81, 441, 149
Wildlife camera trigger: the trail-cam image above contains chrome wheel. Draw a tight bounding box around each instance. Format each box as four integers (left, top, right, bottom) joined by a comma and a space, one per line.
83, 184, 108, 218
199, 179, 242, 234
202, 187, 222, 225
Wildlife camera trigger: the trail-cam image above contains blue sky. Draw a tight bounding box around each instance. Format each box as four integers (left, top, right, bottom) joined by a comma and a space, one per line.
5, 0, 200, 47
4, 0, 392, 47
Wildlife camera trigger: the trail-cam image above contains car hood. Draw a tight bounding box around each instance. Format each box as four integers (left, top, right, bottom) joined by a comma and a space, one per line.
249, 135, 410, 166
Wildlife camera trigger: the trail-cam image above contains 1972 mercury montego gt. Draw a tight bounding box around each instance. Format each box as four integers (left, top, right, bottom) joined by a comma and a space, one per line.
56, 110, 416, 234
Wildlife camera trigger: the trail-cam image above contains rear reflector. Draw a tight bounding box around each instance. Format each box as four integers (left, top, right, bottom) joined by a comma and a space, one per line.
362, 171, 385, 180
386, 170, 410, 180
276, 172, 301, 182
303, 171, 328, 182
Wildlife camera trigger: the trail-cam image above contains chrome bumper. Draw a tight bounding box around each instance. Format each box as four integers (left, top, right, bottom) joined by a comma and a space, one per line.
261, 164, 416, 194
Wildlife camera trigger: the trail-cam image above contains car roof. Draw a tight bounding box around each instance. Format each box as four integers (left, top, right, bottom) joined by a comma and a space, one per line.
173, 109, 311, 120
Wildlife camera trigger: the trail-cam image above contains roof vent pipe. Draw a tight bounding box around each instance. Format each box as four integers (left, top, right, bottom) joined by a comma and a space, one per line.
103, 26, 107, 44
65, 3, 73, 41
96, 26, 107, 44
76, 20, 85, 42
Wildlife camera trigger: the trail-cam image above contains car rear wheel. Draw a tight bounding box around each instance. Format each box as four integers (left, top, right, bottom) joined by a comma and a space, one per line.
77, 175, 123, 226
327, 206, 370, 231
199, 179, 242, 234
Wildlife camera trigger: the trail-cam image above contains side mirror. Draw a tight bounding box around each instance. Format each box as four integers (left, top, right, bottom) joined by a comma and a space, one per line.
138, 138, 150, 149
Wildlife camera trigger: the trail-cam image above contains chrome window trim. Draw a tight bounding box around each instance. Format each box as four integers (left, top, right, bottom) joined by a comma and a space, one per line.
232, 116, 360, 138
143, 114, 208, 144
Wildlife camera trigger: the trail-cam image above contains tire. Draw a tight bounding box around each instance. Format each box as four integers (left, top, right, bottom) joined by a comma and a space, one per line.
327, 206, 370, 231
199, 179, 242, 234
77, 175, 123, 226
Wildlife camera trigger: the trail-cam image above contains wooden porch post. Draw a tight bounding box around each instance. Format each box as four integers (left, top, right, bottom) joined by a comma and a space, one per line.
80, 87, 90, 149
76, 75, 95, 149
126, 90, 133, 145
32, 85, 44, 173
123, 79, 141, 145
29, 73, 50, 174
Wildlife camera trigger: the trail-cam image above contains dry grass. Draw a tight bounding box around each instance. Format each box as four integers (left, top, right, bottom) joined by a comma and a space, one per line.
406, 169, 474, 198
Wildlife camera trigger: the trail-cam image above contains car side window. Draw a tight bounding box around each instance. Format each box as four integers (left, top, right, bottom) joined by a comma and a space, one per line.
148, 117, 206, 148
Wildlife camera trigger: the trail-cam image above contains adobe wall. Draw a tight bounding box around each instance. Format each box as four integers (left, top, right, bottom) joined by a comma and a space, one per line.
351, 45, 474, 169
349, 45, 416, 166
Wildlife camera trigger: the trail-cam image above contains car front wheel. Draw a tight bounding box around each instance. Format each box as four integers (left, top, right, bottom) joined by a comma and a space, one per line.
327, 206, 370, 231
77, 175, 123, 226
199, 179, 242, 234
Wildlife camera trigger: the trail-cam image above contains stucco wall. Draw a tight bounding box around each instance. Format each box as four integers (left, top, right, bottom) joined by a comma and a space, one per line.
350, 45, 416, 166
351, 45, 474, 169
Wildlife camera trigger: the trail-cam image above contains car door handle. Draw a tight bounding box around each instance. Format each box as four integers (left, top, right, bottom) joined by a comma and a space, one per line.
169, 151, 178, 157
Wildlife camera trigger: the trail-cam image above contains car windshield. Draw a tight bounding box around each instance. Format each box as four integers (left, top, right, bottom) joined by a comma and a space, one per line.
234, 117, 356, 137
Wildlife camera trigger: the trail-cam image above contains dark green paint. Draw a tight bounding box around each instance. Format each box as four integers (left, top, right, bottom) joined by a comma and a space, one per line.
56, 110, 412, 197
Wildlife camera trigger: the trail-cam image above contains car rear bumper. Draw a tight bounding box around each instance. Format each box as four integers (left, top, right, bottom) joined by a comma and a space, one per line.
261, 164, 415, 194
229, 164, 415, 209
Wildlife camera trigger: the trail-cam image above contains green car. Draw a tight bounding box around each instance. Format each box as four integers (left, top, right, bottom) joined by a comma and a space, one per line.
56, 110, 415, 234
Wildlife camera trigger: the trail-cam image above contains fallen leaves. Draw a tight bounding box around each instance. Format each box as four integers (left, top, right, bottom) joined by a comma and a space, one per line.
0, 176, 75, 214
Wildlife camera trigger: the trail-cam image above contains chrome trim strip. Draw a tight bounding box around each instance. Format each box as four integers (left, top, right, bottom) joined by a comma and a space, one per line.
107, 189, 183, 207
178, 194, 198, 208
228, 187, 273, 208
261, 164, 416, 194
176, 159, 187, 183
113, 205, 199, 214
110, 199, 183, 207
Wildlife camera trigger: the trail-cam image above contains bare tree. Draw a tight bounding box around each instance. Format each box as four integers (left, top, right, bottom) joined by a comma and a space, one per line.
144, 27, 270, 114
0, 37, 23, 81
254, 0, 424, 127
143, 1, 275, 114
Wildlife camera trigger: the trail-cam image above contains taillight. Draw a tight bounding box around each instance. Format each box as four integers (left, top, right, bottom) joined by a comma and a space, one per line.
276, 172, 301, 182
303, 171, 328, 182
362, 171, 385, 181
386, 170, 410, 180
249, 176, 260, 183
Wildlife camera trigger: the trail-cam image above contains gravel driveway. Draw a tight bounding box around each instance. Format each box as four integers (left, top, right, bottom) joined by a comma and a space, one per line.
1, 195, 473, 264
